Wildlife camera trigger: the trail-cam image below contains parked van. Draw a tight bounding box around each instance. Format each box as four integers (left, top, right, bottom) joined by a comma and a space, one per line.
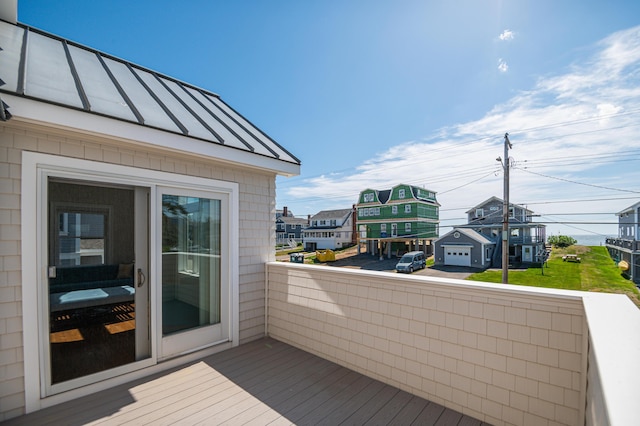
395, 251, 426, 273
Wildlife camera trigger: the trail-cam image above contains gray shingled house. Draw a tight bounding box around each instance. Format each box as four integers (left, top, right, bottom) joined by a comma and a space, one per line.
0, 3, 299, 417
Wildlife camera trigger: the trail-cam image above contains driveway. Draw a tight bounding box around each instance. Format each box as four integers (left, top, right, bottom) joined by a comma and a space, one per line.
324, 253, 475, 280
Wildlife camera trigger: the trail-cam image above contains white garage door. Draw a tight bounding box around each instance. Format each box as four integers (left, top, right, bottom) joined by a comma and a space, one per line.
444, 246, 471, 266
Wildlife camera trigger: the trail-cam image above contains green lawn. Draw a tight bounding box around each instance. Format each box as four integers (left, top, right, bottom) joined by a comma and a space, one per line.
467, 246, 640, 307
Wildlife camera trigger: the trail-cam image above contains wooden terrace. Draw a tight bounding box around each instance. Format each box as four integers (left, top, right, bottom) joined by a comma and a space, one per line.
6, 338, 485, 425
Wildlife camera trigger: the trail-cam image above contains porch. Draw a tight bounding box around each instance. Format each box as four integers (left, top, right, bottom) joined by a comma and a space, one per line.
605, 237, 640, 251
8, 262, 640, 425
5, 337, 482, 425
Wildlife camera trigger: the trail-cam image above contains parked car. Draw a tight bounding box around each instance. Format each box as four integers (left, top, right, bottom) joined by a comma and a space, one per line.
395, 251, 426, 273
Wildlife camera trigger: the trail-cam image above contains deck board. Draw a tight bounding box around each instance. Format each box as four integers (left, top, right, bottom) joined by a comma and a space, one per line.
5, 338, 486, 425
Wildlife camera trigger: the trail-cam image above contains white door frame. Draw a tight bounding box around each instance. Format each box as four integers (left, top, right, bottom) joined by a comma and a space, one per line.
21, 152, 239, 412
157, 186, 231, 360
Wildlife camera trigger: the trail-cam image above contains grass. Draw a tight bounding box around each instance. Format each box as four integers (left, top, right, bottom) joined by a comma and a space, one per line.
467, 246, 640, 307
275, 245, 304, 256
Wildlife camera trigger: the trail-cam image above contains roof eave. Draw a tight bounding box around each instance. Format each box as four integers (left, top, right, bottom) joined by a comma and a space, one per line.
2, 94, 300, 177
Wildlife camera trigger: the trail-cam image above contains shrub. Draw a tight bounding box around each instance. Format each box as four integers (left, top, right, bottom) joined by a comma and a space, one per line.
547, 235, 577, 248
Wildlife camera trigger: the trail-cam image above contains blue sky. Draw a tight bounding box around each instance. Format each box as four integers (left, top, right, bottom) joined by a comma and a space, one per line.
18, 0, 640, 238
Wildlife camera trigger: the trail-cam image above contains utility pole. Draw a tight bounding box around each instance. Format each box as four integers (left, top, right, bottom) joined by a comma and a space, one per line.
501, 133, 512, 284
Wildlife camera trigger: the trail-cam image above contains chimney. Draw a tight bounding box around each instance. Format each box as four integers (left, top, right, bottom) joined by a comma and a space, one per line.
283, 206, 288, 217
0, 0, 18, 24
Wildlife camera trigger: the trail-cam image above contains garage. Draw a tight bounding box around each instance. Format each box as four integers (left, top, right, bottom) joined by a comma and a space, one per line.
443, 245, 472, 267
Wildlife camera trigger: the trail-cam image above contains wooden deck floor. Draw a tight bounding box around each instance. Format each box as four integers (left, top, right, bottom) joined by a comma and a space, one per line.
6, 338, 488, 425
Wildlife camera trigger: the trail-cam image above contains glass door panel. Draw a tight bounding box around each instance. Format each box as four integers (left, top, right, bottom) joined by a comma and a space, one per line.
47, 180, 149, 385
160, 190, 227, 358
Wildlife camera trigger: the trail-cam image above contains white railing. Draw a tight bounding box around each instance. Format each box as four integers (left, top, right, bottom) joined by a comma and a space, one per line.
266, 262, 640, 426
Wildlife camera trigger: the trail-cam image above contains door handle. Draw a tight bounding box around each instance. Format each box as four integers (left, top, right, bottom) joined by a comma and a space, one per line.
137, 268, 146, 287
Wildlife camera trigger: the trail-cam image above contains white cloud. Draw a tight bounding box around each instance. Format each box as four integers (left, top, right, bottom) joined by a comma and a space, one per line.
498, 58, 509, 73
499, 29, 515, 41
278, 26, 640, 236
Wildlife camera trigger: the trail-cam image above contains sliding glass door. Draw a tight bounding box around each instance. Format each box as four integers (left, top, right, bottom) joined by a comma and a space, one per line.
47, 179, 150, 388
27, 153, 238, 401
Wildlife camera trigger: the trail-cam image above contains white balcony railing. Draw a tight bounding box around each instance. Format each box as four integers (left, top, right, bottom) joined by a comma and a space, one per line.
266, 262, 640, 426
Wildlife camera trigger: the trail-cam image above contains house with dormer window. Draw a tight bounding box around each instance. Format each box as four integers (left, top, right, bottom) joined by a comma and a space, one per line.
302, 208, 355, 251
356, 184, 440, 258
435, 196, 546, 268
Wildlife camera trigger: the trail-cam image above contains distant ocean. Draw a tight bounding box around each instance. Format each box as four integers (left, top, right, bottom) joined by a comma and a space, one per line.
568, 235, 607, 246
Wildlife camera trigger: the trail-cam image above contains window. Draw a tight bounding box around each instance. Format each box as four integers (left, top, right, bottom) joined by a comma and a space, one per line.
392, 206, 398, 215
405, 223, 411, 232
363, 192, 374, 202
405, 204, 411, 213
475, 208, 484, 217
399, 189, 405, 199
55, 209, 109, 266
381, 224, 387, 233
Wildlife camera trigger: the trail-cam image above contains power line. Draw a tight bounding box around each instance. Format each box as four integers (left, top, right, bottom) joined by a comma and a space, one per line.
279, 108, 640, 189
514, 167, 640, 194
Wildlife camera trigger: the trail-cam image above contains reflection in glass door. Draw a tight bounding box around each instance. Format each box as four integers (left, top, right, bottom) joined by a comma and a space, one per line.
47, 180, 149, 385
161, 191, 226, 357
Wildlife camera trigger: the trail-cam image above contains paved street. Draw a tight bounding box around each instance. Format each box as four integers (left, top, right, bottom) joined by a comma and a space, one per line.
324, 252, 475, 279
277, 247, 476, 280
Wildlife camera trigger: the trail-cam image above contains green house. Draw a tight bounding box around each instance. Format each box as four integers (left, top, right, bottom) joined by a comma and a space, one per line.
356, 184, 440, 258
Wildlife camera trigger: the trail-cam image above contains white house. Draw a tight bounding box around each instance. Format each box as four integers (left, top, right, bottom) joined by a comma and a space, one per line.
0, 3, 299, 419
303, 208, 355, 251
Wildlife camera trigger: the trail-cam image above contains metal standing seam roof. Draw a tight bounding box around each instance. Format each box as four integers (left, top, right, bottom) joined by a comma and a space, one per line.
0, 20, 300, 166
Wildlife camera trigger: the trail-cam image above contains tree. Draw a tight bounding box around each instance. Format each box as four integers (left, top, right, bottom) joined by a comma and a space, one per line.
547, 235, 577, 248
